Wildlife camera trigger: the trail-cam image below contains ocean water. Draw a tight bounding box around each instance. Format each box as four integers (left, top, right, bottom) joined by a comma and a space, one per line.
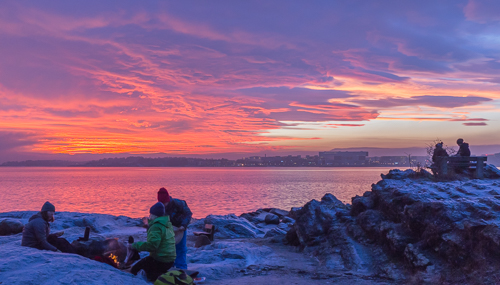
0, 167, 391, 218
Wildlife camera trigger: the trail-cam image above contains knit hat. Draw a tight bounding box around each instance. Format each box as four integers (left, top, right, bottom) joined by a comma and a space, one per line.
150, 202, 165, 217
41, 201, 55, 212
157, 187, 171, 204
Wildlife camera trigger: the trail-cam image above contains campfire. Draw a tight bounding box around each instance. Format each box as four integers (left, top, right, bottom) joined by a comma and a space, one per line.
95, 250, 124, 268
107, 252, 120, 268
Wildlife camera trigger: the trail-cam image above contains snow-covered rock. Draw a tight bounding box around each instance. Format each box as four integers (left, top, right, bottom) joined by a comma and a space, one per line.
188, 241, 273, 280
485, 164, 500, 178
0, 211, 150, 284
0, 218, 24, 235
203, 214, 265, 239
264, 228, 287, 238
0, 211, 145, 241
287, 169, 500, 283
0, 237, 149, 284
264, 213, 280, 225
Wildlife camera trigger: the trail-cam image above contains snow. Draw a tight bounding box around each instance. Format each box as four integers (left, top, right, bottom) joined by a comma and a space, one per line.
0, 212, 150, 284
0, 211, 277, 284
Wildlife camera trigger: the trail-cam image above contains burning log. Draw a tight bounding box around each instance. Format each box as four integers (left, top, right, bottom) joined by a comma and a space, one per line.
72, 237, 138, 268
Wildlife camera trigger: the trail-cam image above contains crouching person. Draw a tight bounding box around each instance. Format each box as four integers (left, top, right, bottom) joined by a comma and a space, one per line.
131, 202, 176, 282
22, 201, 75, 253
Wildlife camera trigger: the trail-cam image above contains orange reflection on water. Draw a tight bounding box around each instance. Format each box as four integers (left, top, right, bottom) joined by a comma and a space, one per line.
0, 167, 391, 218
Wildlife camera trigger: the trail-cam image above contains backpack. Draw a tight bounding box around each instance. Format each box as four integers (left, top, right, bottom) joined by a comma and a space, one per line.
154, 270, 194, 285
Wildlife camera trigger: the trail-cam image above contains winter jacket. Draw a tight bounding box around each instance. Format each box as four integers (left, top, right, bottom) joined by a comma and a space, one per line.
458, 143, 471, 157
163, 198, 192, 228
432, 147, 449, 162
21, 212, 57, 251
132, 215, 176, 263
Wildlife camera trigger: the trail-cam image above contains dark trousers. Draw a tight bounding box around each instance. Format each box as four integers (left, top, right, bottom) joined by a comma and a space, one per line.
47, 234, 76, 254
131, 256, 174, 281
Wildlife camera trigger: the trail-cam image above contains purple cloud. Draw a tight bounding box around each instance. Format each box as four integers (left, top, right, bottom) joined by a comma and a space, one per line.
0, 131, 38, 151
351, 95, 492, 108
463, 122, 487, 126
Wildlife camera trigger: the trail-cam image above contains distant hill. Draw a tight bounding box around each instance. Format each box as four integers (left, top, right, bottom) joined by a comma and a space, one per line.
0, 160, 84, 167
80, 156, 235, 167
0, 156, 232, 167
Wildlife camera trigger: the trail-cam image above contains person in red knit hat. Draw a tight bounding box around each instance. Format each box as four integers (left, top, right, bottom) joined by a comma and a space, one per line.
157, 187, 192, 269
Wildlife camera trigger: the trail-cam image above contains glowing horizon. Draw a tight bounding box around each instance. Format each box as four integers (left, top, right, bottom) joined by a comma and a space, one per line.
1, 1, 500, 160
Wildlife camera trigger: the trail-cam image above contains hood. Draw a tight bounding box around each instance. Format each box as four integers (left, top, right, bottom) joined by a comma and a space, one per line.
28, 212, 45, 222
150, 215, 172, 228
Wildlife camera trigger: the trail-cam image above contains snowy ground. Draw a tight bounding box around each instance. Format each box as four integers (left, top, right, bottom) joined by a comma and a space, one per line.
0, 211, 391, 285
0, 212, 150, 285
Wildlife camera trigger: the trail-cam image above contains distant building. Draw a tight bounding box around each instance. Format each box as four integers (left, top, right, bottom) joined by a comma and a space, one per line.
319, 151, 368, 166
367, 156, 427, 167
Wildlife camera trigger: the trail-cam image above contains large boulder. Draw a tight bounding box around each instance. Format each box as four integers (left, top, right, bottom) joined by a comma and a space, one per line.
264, 214, 280, 225
264, 228, 287, 238
0, 219, 24, 236
351, 192, 375, 216
269, 208, 289, 217
240, 208, 289, 224
286, 193, 347, 247
353, 172, 500, 282
286, 170, 500, 283
485, 164, 500, 179
187, 241, 273, 280
381, 169, 417, 180
204, 214, 265, 239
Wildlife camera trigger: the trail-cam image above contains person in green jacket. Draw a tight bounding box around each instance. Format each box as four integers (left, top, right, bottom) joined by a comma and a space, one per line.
131, 202, 176, 281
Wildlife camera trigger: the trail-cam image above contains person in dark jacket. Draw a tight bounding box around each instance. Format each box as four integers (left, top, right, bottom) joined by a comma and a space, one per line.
157, 187, 192, 269
22, 201, 74, 253
431, 142, 449, 177
131, 202, 176, 282
456, 138, 471, 157
454, 138, 471, 174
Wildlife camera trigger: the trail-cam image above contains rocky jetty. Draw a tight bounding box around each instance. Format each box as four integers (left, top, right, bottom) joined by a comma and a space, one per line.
286, 168, 500, 283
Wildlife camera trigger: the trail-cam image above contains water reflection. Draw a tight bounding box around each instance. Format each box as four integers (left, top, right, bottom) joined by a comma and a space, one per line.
0, 167, 391, 218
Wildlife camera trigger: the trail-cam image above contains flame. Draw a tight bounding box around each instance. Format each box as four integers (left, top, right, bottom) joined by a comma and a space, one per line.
108, 253, 119, 267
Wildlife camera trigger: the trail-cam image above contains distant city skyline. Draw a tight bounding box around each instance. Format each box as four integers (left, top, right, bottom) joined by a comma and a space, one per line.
2, 144, 500, 164
3, 148, 500, 167
1, 1, 500, 162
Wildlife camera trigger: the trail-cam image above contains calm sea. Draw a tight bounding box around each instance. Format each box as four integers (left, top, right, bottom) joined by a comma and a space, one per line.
0, 167, 391, 218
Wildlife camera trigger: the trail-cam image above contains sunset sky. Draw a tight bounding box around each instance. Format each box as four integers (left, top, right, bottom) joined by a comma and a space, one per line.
1, 1, 500, 162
